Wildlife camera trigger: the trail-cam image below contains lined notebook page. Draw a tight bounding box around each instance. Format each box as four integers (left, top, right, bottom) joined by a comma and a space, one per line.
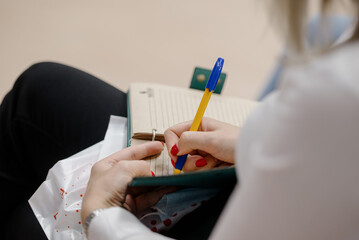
130, 83, 258, 138
129, 83, 258, 176
130, 139, 174, 176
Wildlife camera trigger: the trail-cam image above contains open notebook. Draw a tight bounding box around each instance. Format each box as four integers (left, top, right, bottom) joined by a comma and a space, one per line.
128, 83, 258, 186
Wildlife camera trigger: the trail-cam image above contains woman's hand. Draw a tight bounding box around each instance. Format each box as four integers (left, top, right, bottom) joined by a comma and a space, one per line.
164, 117, 239, 172
81, 141, 175, 224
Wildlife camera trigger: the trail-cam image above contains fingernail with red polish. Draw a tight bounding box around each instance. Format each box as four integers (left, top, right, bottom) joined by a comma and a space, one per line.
160, 141, 164, 146
195, 159, 207, 167
170, 144, 179, 156
171, 159, 175, 167
151, 171, 155, 176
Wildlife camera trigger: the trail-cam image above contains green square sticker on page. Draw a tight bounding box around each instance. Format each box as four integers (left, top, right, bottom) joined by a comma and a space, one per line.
190, 67, 227, 94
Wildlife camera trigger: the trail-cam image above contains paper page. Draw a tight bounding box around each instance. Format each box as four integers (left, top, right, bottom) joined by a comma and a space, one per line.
130, 83, 258, 138
129, 83, 258, 176
131, 138, 174, 176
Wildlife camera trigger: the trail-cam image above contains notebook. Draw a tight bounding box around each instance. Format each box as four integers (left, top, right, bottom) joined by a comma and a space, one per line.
127, 82, 258, 187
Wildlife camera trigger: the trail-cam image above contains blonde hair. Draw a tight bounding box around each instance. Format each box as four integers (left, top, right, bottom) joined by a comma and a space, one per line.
271, 0, 359, 58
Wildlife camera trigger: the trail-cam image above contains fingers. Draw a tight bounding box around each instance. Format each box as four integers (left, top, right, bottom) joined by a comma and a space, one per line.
110, 161, 177, 214
164, 118, 232, 160
165, 120, 194, 138
174, 154, 233, 172
164, 120, 217, 160
164, 118, 220, 140
96, 141, 164, 170
165, 118, 240, 166
216, 162, 233, 168
90, 160, 152, 192
82, 159, 153, 220
181, 154, 219, 172
126, 186, 177, 213
112, 160, 152, 179
164, 118, 216, 153
112, 141, 164, 161
177, 131, 217, 156
164, 120, 192, 159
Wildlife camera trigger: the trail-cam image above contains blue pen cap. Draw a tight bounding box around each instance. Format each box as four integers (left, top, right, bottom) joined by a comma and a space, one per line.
205, 58, 224, 92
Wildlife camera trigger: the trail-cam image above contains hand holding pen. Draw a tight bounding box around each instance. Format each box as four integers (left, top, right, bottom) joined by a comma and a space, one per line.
164, 117, 238, 172
164, 58, 238, 174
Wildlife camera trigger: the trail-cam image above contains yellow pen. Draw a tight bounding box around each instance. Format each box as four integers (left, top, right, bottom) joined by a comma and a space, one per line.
174, 58, 224, 174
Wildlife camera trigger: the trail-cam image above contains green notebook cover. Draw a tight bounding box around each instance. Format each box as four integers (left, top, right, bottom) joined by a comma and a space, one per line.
130, 167, 237, 188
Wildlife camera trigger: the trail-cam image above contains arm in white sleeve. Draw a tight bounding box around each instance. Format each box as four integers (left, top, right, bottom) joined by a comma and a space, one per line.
210, 54, 359, 240
88, 207, 172, 240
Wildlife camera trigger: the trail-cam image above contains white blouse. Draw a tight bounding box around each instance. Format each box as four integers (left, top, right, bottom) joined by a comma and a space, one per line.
89, 42, 359, 240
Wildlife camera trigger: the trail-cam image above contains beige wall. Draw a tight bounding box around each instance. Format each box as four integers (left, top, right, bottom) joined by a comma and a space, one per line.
0, 0, 281, 102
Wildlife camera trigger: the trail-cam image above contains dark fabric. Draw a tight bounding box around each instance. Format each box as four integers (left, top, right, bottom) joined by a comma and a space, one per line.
0, 62, 127, 239
163, 184, 234, 240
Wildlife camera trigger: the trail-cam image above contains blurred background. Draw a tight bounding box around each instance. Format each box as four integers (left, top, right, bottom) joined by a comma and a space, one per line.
0, 0, 282, 102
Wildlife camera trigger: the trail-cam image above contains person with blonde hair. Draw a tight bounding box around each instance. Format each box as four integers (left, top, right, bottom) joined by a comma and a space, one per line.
82, 1, 359, 239
1, 0, 358, 239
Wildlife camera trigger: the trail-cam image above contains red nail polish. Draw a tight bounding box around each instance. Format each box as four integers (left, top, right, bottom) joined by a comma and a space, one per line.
151, 171, 155, 176
195, 159, 207, 167
171, 159, 175, 167
170, 144, 179, 156
160, 141, 164, 146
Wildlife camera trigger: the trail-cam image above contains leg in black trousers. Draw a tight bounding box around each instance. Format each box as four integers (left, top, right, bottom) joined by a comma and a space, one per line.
0, 62, 127, 239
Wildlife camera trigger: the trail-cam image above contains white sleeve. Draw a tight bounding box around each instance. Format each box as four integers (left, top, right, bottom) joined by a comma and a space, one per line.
210, 65, 359, 240
88, 207, 172, 240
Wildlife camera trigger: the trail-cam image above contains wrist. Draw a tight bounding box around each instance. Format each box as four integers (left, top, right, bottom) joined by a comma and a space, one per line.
82, 208, 106, 237
81, 192, 113, 224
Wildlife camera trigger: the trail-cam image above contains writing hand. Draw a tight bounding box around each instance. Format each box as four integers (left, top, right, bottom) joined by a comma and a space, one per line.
164, 117, 239, 172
